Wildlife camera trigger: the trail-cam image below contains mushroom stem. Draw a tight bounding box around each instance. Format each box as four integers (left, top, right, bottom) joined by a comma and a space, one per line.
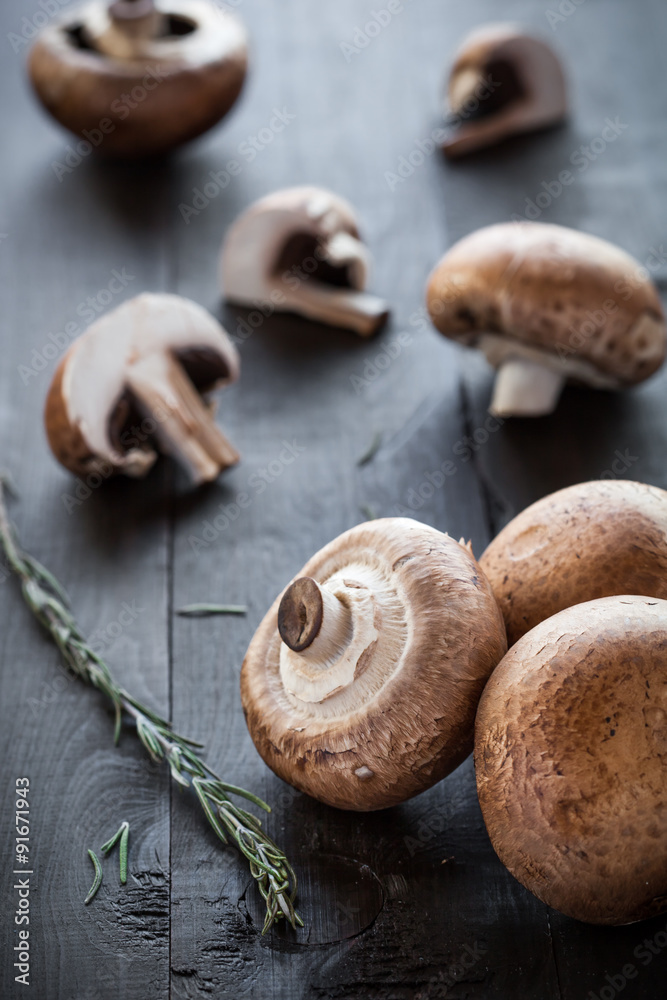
448, 66, 483, 116
320, 231, 370, 277
125, 351, 239, 485
490, 358, 565, 417
281, 285, 389, 338
278, 577, 352, 663
89, 0, 165, 57
109, 0, 159, 28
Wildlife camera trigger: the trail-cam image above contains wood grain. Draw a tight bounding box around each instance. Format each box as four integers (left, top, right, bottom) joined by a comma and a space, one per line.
0, 0, 666, 997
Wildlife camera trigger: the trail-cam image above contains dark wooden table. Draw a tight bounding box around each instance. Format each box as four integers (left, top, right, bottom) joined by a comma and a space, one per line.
2, 1, 667, 997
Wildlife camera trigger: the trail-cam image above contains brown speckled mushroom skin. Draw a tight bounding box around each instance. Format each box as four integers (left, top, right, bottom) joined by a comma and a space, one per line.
28, 4, 248, 158
241, 518, 507, 811
427, 222, 667, 384
475, 596, 667, 925
44, 352, 98, 475
480, 480, 667, 645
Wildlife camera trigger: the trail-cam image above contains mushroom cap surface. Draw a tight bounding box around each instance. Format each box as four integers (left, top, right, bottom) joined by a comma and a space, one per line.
45, 292, 239, 479
241, 518, 507, 811
427, 222, 667, 387
480, 479, 667, 645
444, 23, 567, 157
475, 595, 667, 925
28, 0, 248, 158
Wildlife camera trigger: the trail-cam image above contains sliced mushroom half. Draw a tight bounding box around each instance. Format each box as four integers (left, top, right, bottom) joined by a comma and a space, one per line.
45, 292, 240, 485
426, 222, 667, 416
241, 518, 507, 811
28, 0, 248, 157
443, 23, 567, 157
475, 595, 667, 925
480, 479, 667, 645
221, 186, 390, 337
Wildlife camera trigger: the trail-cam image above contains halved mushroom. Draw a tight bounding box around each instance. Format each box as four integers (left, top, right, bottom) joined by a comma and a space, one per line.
45, 292, 240, 485
442, 24, 567, 157
221, 186, 390, 337
240, 518, 507, 811
426, 222, 667, 416
28, 0, 248, 158
479, 479, 667, 645
475, 595, 667, 925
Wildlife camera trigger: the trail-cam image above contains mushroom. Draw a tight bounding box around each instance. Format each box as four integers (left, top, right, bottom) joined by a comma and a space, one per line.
442, 23, 567, 158
45, 292, 240, 485
240, 518, 507, 811
28, 0, 248, 158
475, 595, 667, 925
426, 222, 667, 416
479, 479, 667, 645
221, 186, 390, 337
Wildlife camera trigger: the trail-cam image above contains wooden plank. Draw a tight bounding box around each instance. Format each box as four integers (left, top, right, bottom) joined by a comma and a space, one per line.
167, 1, 558, 998
1, 0, 666, 998
0, 2, 172, 996
450, 2, 667, 999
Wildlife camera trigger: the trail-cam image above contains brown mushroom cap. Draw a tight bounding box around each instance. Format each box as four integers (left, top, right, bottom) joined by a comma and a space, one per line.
480, 479, 667, 645
45, 292, 240, 484
427, 222, 667, 416
240, 518, 507, 811
443, 24, 567, 158
28, 0, 248, 158
475, 595, 667, 925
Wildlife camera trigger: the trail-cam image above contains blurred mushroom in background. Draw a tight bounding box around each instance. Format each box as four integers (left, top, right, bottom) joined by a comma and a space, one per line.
28, 0, 248, 157
221, 186, 390, 337
442, 23, 567, 157
426, 222, 667, 416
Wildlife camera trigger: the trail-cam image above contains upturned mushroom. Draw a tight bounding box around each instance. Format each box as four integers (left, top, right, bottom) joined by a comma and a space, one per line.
442, 23, 567, 158
45, 292, 240, 485
480, 479, 667, 645
475, 595, 667, 925
240, 518, 507, 811
426, 222, 667, 416
28, 0, 248, 158
221, 186, 390, 337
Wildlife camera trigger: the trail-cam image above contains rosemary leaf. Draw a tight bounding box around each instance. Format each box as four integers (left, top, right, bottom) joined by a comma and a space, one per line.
356, 429, 383, 467
119, 824, 129, 885
84, 850, 103, 905
101, 821, 130, 885
101, 820, 127, 855
216, 782, 272, 811
176, 604, 247, 617
0, 480, 301, 934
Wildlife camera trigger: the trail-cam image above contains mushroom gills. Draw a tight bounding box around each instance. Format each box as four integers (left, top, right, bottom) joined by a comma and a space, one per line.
449, 57, 526, 122
273, 231, 388, 337
69, 6, 198, 55
123, 350, 239, 483
278, 576, 375, 704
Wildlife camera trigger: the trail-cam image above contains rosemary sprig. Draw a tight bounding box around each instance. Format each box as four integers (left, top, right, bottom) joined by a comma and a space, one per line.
0, 481, 302, 934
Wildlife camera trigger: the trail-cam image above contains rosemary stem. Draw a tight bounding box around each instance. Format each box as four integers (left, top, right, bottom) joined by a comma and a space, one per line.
0, 480, 300, 933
